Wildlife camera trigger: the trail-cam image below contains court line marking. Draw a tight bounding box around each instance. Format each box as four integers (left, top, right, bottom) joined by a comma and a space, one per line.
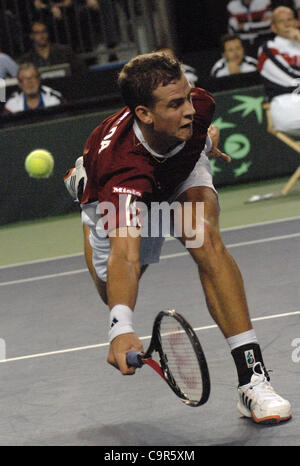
0, 309, 299, 364
1, 231, 300, 288
220, 214, 300, 231
1, 215, 299, 270
0, 269, 88, 287
0, 253, 84, 270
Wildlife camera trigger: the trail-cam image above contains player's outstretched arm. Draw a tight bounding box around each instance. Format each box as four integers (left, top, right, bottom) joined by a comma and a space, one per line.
107, 227, 142, 309
106, 227, 144, 374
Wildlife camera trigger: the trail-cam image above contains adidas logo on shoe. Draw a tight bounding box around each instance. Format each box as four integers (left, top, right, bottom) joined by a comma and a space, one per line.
237, 362, 292, 424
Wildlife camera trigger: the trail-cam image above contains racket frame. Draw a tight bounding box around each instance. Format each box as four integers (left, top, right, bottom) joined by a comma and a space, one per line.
131, 309, 210, 407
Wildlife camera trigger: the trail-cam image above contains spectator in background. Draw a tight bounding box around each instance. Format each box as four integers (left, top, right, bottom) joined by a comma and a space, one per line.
0, 51, 19, 78
4, 62, 65, 113
227, 0, 273, 56
211, 34, 258, 77
257, 6, 300, 135
75, 0, 120, 56
33, 0, 74, 45
19, 20, 86, 75
74, 0, 105, 52
34, 0, 73, 20
33, 0, 109, 54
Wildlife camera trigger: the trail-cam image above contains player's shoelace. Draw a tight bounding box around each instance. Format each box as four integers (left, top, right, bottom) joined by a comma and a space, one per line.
244, 362, 281, 404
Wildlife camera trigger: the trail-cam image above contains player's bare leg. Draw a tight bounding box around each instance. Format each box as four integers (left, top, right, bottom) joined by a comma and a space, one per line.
176, 186, 291, 423
176, 186, 252, 337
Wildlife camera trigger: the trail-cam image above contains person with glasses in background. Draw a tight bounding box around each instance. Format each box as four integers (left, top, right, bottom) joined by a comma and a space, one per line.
3, 62, 65, 113
19, 20, 86, 75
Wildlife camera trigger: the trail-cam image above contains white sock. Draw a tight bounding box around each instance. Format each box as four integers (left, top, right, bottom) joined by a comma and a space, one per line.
226, 329, 258, 351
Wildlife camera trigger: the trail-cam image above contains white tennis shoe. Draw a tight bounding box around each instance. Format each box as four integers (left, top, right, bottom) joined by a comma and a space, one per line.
64, 156, 86, 202
237, 362, 292, 424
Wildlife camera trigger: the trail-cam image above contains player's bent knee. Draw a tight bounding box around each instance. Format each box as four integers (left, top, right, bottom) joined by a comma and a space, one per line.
188, 229, 227, 267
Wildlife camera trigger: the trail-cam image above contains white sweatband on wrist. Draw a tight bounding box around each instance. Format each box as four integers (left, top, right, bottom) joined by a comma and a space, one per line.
108, 304, 134, 342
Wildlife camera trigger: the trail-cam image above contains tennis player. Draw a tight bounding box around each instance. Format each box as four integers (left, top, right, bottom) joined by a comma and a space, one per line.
65, 52, 291, 424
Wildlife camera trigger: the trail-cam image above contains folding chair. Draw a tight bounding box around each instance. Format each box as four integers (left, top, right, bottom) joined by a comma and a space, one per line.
263, 102, 300, 196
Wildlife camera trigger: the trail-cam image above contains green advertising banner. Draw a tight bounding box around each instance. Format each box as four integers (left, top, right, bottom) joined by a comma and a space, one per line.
211, 85, 300, 186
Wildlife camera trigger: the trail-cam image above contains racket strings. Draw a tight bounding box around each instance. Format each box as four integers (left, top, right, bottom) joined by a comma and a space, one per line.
159, 317, 203, 402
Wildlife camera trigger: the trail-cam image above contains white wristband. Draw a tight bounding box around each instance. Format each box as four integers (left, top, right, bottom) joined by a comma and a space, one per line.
108, 305, 134, 342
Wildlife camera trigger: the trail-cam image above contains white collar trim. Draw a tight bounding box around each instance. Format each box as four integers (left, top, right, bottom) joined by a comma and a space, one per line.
133, 120, 185, 159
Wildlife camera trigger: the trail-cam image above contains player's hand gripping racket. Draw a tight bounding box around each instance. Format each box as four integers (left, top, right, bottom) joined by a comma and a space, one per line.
126, 310, 210, 407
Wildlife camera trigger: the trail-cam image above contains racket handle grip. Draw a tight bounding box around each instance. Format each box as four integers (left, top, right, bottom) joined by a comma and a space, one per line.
126, 351, 143, 368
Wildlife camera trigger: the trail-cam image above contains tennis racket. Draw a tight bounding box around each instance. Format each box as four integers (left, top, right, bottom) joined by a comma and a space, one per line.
126, 309, 210, 407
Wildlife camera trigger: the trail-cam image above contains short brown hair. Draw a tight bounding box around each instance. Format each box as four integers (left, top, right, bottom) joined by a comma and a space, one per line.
118, 52, 182, 114
220, 34, 243, 53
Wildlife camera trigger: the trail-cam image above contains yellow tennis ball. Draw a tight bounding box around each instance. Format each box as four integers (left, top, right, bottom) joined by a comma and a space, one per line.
25, 149, 54, 179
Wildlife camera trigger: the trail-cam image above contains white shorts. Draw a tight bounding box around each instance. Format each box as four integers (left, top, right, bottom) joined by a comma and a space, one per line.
270, 94, 300, 136
82, 153, 217, 282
